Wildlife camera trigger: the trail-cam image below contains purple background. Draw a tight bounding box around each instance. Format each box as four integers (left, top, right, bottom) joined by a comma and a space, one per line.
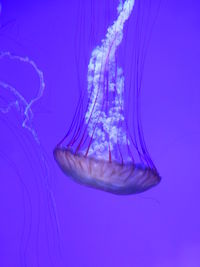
0, 0, 200, 266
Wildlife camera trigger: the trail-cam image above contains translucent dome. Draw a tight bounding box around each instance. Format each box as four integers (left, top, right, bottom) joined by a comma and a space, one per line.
54, 148, 160, 195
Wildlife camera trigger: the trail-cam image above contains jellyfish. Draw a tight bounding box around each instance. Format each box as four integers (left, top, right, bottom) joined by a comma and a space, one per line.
0, 52, 62, 266
54, 0, 161, 195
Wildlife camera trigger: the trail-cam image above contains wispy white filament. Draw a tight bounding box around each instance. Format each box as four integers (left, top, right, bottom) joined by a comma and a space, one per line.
0, 51, 45, 143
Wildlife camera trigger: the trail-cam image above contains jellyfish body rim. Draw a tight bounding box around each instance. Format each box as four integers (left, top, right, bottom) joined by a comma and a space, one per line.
53, 147, 161, 195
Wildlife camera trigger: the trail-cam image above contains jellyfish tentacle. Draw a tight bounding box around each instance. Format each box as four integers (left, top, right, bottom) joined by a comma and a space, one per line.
85, 0, 135, 162
0, 51, 45, 143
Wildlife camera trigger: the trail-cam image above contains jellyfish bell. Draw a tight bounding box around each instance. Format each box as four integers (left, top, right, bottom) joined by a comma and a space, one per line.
54, 0, 161, 195
54, 148, 160, 195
